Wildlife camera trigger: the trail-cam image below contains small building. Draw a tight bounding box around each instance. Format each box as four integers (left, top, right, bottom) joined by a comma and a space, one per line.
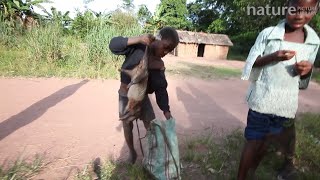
172, 30, 233, 60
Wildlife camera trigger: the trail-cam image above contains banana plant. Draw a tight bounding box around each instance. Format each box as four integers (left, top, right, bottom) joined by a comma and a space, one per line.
0, 0, 52, 22
0, 0, 52, 28
42, 7, 72, 26
0, 0, 23, 21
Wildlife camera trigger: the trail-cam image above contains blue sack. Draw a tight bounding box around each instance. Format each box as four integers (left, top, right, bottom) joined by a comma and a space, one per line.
143, 118, 181, 180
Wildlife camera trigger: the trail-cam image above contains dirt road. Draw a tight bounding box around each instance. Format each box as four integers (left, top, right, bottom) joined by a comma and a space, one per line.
0, 75, 319, 179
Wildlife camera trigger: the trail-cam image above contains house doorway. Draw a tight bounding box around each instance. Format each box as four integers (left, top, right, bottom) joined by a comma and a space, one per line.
197, 44, 205, 57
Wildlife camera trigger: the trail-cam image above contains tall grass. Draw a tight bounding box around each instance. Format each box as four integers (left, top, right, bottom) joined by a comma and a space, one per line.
0, 20, 23, 48
24, 23, 64, 63
0, 12, 143, 79
83, 17, 142, 78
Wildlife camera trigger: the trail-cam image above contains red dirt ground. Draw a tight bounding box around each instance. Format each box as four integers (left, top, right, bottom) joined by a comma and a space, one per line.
0, 59, 319, 179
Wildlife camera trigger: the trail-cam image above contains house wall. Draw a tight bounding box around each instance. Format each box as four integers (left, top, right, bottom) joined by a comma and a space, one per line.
176, 43, 230, 60
175, 43, 198, 57
204, 45, 229, 60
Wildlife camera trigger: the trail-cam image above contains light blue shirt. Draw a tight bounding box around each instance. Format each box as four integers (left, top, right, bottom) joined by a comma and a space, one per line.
242, 20, 320, 118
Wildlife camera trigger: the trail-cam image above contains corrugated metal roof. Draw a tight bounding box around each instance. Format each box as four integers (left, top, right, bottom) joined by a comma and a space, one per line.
177, 30, 233, 46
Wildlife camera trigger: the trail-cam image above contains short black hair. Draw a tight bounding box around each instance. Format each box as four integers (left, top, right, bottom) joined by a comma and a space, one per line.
158, 27, 179, 48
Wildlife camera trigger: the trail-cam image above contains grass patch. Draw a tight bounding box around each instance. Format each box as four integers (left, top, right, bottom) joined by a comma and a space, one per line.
166, 61, 242, 80
227, 50, 247, 61
295, 113, 320, 179
0, 154, 46, 179
313, 69, 320, 84
0, 44, 122, 79
76, 159, 150, 180
181, 130, 244, 179
181, 113, 320, 179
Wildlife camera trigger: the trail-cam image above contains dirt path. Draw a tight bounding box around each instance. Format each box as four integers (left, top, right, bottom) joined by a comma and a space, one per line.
164, 55, 246, 69
0, 76, 319, 179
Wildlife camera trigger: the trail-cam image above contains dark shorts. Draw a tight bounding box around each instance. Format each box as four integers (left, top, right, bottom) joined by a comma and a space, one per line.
245, 109, 294, 140
119, 91, 155, 122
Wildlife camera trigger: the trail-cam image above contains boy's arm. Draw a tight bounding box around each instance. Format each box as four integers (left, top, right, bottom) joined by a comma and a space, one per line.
242, 28, 270, 80
109, 36, 131, 55
109, 34, 155, 55
299, 68, 313, 90
155, 87, 171, 120
150, 70, 171, 120
242, 27, 296, 80
253, 50, 296, 67
298, 45, 319, 89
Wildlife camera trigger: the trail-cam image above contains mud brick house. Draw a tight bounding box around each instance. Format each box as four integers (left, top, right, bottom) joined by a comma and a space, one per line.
172, 30, 233, 60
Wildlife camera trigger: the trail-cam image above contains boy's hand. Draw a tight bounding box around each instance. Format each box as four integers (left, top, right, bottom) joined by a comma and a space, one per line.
273, 50, 296, 61
139, 34, 155, 46
164, 111, 172, 120
295, 61, 313, 76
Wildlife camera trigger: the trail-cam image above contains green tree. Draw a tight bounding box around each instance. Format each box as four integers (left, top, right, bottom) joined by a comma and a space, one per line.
310, 13, 320, 34
43, 7, 72, 27
187, 0, 288, 35
0, 0, 52, 27
137, 4, 151, 24
121, 0, 134, 12
207, 18, 226, 33
71, 10, 98, 37
212, 0, 286, 35
152, 0, 190, 30
187, 0, 220, 32
187, 0, 288, 57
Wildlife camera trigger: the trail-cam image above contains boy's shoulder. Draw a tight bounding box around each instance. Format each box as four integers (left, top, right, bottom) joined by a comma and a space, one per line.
130, 43, 147, 52
261, 26, 276, 33
304, 25, 320, 45
256, 26, 277, 40
258, 20, 286, 40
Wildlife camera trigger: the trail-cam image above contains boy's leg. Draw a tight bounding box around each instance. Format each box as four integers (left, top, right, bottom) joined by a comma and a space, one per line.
238, 140, 267, 180
119, 93, 137, 164
140, 95, 156, 130
238, 110, 271, 180
122, 121, 137, 163
277, 119, 296, 179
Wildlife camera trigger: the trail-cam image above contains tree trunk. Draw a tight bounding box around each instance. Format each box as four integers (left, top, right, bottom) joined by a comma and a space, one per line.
24, 15, 38, 30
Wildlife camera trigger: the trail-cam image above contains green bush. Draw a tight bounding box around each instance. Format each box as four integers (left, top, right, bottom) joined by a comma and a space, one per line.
315, 51, 320, 68
71, 10, 101, 38
310, 13, 320, 35
228, 31, 259, 61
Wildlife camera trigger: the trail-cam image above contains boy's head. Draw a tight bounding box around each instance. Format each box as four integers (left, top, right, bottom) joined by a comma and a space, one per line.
286, 0, 319, 29
150, 27, 179, 58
